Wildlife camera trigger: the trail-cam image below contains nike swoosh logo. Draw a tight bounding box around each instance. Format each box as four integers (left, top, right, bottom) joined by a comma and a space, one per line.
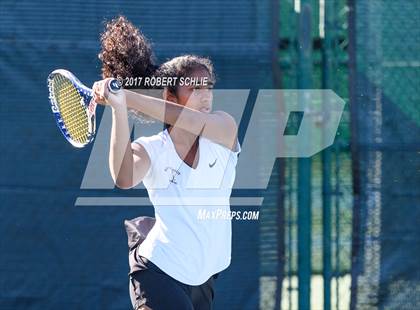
209, 158, 217, 168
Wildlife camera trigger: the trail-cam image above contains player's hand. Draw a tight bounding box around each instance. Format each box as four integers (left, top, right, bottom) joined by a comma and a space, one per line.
92, 79, 126, 110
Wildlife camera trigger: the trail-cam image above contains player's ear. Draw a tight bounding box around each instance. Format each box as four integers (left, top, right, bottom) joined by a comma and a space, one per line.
163, 88, 177, 103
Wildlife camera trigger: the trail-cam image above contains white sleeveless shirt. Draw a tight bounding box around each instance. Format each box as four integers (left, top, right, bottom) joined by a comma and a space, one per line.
134, 129, 240, 285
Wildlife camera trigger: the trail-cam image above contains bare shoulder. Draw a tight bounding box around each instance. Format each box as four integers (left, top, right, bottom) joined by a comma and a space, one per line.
212, 111, 237, 127
203, 111, 238, 151
210, 111, 238, 135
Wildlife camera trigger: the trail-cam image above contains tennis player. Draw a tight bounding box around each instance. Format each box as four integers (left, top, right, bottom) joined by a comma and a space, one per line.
94, 17, 240, 310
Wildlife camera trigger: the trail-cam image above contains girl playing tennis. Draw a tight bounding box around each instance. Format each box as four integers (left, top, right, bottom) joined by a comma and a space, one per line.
93, 17, 240, 310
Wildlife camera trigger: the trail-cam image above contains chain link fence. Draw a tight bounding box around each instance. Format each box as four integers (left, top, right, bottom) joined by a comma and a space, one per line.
349, 0, 420, 309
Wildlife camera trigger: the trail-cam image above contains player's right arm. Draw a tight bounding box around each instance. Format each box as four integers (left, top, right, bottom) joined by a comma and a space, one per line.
93, 79, 151, 189
110, 106, 151, 189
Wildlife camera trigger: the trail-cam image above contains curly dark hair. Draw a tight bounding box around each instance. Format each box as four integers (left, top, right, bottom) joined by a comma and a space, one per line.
98, 18, 216, 126
98, 16, 156, 80
155, 55, 216, 95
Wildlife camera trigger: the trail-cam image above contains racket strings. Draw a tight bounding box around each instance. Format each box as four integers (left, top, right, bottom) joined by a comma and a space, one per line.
52, 75, 90, 144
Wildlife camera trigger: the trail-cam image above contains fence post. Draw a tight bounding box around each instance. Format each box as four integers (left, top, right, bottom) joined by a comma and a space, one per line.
297, 2, 313, 310
321, 0, 335, 308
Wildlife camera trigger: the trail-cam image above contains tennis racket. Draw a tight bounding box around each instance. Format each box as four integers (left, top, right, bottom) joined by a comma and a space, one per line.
47, 69, 122, 148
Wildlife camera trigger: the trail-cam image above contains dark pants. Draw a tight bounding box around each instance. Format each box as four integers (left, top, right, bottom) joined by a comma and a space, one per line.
129, 256, 216, 310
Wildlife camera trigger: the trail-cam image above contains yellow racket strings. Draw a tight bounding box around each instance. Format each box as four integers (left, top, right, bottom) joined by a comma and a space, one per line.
52, 75, 90, 144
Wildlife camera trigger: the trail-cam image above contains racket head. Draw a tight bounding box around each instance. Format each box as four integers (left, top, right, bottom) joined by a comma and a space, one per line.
47, 69, 95, 148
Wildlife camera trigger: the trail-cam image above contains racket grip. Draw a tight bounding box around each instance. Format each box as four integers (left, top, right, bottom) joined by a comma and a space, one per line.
107, 79, 122, 94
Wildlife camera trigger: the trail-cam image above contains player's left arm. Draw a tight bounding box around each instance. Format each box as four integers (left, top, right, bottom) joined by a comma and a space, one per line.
124, 89, 238, 151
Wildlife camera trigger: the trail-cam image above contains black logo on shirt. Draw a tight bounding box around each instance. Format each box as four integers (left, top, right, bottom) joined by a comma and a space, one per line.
164, 167, 180, 184
209, 158, 217, 168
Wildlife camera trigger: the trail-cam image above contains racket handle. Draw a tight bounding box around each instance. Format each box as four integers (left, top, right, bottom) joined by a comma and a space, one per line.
107, 79, 122, 94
